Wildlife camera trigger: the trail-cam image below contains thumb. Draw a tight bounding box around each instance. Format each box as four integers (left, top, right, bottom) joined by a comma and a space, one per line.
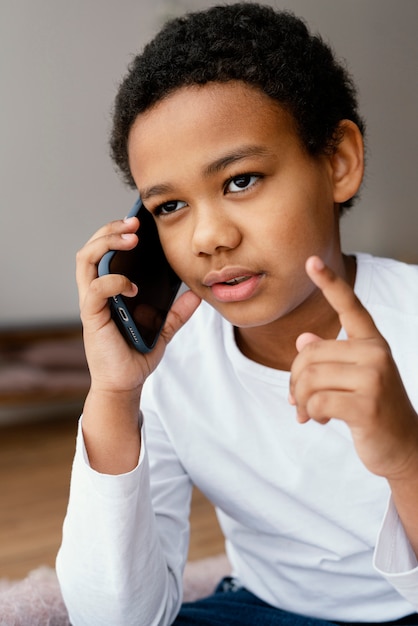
295, 332, 323, 353
161, 289, 201, 344
289, 332, 323, 406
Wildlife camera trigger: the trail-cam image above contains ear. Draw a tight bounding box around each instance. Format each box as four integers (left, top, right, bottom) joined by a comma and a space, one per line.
330, 120, 364, 204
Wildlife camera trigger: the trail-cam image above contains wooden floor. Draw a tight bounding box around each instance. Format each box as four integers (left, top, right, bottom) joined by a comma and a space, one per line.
0, 415, 225, 581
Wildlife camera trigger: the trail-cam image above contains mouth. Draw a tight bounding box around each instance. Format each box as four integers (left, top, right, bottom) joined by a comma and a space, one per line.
203, 268, 263, 303
203, 267, 258, 287
222, 275, 251, 286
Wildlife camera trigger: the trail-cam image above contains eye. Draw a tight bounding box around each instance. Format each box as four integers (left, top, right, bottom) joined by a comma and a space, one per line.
226, 174, 258, 193
225, 174, 261, 193
225, 174, 260, 194
154, 200, 187, 216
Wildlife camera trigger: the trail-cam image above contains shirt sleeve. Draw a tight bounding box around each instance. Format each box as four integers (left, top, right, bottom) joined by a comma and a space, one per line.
374, 496, 418, 610
56, 415, 193, 626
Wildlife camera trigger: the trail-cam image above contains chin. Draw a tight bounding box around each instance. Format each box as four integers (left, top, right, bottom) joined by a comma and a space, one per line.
214, 305, 282, 329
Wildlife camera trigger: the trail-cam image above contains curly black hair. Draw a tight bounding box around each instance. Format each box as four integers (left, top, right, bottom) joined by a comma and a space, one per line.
110, 2, 365, 211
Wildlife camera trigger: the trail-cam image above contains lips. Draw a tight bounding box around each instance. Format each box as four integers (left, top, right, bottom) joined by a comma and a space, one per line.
203, 267, 263, 303
203, 267, 258, 287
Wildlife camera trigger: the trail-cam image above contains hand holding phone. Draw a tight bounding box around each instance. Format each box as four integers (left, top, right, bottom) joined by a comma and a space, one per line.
98, 198, 182, 353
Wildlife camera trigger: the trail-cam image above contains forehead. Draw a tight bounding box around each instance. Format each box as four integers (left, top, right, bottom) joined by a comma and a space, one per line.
127, 81, 301, 183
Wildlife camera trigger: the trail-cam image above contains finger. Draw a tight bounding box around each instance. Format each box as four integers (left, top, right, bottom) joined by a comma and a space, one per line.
291, 336, 350, 396
289, 336, 378, 403
76, 221, 138, 306
84, 216, 139, 246
80, 274, 137, 329
305, 256, 380, 340
298, 389, 354, 425
289, 333, 323, 405
160, 290, 201, 345
297, 384, 377, 427
292, 361, 363, 424
296, 413, 331, 426
295, 332, 322, 353
294, 361, 360, 400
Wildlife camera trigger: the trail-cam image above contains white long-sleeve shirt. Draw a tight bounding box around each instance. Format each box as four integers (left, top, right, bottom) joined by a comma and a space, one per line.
57, 253, 418, 625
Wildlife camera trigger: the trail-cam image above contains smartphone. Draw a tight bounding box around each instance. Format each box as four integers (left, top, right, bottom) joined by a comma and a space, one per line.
98, 198, 182, 353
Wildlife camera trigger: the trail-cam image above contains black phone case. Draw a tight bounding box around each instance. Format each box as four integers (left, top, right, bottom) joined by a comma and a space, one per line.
98, 199, 182, 353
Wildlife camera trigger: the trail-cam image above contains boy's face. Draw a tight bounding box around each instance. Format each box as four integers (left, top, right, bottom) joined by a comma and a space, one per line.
128, 81, 343, 330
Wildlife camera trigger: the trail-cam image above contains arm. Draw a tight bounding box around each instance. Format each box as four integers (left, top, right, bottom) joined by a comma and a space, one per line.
75, 216, 200, 475
57, 216, 200, 624
290, 256, 418, 557
56, 414, 193, 626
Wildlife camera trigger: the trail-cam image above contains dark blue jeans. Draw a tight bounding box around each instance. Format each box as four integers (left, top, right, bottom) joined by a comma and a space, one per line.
173, 578, 418, 626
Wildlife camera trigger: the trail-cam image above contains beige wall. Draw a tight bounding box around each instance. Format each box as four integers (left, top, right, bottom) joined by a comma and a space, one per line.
1, 0, 417, 325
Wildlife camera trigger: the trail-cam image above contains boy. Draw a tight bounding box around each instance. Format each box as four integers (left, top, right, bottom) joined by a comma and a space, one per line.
57, 4, 418, 624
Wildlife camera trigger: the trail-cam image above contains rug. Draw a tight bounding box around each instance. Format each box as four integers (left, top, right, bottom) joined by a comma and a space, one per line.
0, 554, 231, 625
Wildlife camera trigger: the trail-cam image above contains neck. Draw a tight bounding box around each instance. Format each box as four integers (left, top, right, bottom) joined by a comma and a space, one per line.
235, 254, 356, 371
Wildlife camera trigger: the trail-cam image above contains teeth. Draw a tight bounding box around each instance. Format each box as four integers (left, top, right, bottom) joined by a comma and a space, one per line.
224, 276, 249, 285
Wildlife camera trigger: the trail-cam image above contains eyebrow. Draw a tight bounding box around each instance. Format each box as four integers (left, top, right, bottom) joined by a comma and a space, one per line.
203, 145, 272, 176
139, 145, 272, 202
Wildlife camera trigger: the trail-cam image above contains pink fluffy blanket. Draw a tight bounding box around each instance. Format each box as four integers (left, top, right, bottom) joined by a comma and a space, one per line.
0, 555, 230, 625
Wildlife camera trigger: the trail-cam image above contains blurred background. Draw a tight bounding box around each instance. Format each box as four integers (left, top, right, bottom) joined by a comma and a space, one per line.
1, 0, 418, 328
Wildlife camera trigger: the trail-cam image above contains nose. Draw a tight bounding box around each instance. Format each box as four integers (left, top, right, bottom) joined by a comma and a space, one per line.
191, 204, 242, 256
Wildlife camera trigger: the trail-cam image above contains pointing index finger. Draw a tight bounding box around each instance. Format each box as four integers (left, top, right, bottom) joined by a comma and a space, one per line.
306, 256, 379, 339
